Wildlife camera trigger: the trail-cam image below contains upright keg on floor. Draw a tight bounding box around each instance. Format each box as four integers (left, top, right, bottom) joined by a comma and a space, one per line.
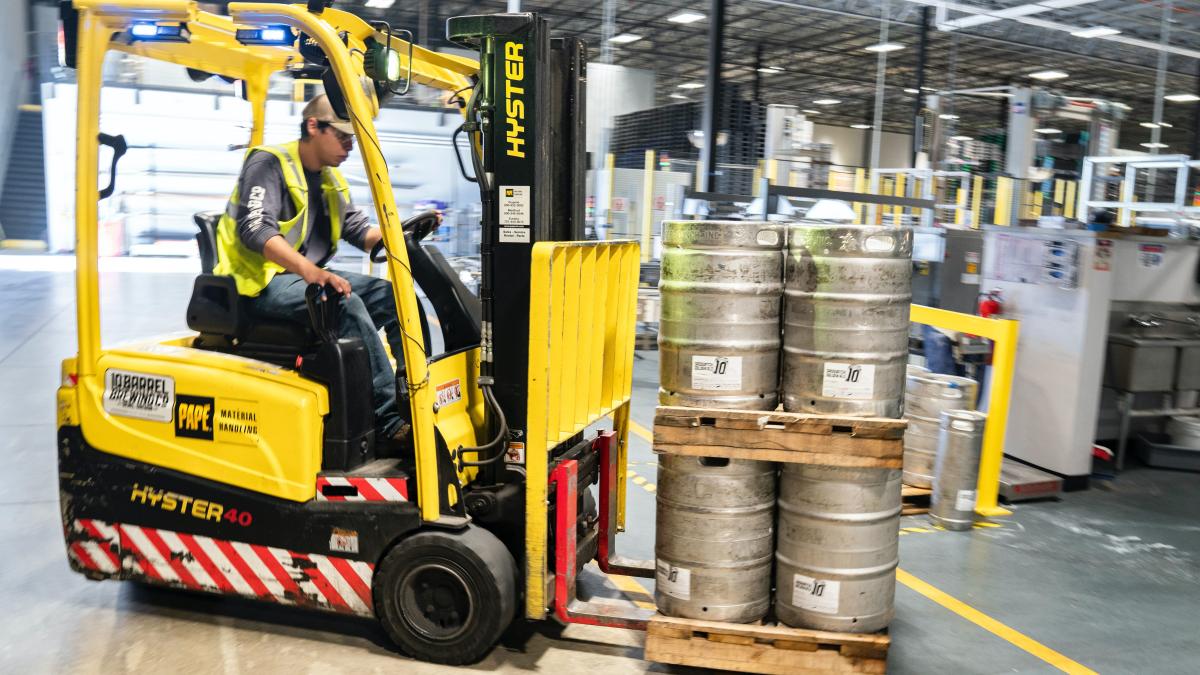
774, 464, 901, 633
659, 220, 785, 411
930, 410, 988, 531
782, 221, 913, 418
903, 373, 979, 488
655, 455, 776, 623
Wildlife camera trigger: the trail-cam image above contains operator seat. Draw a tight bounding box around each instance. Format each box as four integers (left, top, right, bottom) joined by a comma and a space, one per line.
186, 212, 376, 471
186, 211, 318, 362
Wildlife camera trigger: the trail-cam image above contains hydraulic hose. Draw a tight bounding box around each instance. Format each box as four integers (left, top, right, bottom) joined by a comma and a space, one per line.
457, 381, 509, 467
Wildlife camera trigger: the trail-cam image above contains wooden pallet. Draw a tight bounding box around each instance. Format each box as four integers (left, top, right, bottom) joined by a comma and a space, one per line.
645, 614, 889, 675
653, 406, 905, 469
901, 485, 932, 515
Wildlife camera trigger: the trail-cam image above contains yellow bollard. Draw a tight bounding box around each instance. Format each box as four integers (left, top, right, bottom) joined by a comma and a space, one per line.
641, 150, 655, 262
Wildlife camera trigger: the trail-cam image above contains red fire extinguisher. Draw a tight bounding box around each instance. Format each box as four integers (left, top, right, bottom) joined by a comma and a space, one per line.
978, 289, 1003, 319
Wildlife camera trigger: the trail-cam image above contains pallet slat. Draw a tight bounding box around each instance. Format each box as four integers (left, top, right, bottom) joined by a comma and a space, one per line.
902, 485, 932, 515
645, 614, 889, 675
653, 406, 905, 469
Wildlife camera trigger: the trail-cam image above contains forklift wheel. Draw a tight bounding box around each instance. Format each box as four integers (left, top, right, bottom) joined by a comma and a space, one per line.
374, 525, 517, 665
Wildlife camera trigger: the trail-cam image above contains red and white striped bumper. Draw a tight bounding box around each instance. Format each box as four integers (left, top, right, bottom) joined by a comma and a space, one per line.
67, 518, 375, 617
316, 476, 409, 502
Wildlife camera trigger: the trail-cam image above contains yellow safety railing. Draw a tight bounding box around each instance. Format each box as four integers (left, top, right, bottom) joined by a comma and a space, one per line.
525, 241, 639, 619
910, 305, 1020, 518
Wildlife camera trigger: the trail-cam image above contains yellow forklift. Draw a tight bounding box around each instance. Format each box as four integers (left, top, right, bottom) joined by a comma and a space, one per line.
57, 1, 649, 664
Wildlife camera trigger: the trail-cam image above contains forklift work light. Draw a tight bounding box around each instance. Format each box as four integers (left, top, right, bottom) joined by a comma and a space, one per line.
235, 25, 296, 46
364, 41, 400, 84
128, 22, 190, 42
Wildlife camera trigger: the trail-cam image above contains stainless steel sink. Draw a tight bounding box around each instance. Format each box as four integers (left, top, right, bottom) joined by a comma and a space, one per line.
1107, 333, 1200, 392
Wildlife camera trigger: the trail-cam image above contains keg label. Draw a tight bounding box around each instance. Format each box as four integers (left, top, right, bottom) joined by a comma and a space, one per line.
656, 560, 691, 600
691, 355, 742, 390
955, 489, 977, 512
821, 362, 875, 399
792, 573, 840, 615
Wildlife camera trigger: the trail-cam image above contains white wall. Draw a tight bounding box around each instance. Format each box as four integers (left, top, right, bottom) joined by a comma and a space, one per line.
586, 64, 656, 160
812, 124, 912, 169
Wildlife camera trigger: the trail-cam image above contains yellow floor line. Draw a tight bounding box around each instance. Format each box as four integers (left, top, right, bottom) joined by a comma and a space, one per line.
896, 569, 1098, 675
605, 571, 657, 610
629, 419, 653, 443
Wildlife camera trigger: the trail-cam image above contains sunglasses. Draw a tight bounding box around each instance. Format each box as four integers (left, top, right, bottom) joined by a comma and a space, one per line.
317, 121, 354, 145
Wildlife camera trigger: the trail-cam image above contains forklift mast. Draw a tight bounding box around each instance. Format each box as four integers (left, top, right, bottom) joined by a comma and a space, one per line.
448, 13, 587, 479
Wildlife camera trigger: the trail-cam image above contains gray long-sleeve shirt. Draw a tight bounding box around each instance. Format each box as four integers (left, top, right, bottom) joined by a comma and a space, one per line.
233, 150, 373, 267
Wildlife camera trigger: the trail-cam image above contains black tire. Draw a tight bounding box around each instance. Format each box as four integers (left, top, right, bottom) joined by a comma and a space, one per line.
373, 525, 517, 665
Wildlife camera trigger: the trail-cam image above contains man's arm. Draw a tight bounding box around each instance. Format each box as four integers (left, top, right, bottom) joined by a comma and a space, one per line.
261, 236, 351, 296
235, 153, 352, 295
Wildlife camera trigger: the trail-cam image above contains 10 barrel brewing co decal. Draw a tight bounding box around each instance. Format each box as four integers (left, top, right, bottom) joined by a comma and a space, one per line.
691, 355, 742, 391
103, 369, 174, 422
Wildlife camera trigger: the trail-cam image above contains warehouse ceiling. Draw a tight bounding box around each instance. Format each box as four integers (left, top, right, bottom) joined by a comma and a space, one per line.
286, 1, 1200, 152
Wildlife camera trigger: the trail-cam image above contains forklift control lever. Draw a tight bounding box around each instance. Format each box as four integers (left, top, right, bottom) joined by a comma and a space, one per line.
304, 282, 341, 343
97, 133, 128, 200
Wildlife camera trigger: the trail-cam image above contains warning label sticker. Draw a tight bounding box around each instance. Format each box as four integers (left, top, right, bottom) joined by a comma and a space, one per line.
691, 355, 742, 391
499, 227, 531, 243
436, 379, 463, 409
792, 573, 839, 615
656, 560, 691, 600
504, 442, 526, 465
499, 185, 530, 226
821, 362, 875, 399
104, 369, 174, 423
329, 528, 359, 554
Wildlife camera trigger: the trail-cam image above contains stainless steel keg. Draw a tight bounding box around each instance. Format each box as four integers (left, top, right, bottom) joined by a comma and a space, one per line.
782, 223, 913, 417
775, 464, 901, 633
903, 373, 979, 488
659, 220, 785, 411
655, 455, 775, 623
929, 409, 988, 531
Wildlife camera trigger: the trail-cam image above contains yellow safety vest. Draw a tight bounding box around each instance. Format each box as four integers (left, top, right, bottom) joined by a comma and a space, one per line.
214, 140, 352, 297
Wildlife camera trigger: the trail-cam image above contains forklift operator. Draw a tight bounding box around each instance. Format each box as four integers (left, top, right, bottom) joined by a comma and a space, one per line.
213, 94, 408, 446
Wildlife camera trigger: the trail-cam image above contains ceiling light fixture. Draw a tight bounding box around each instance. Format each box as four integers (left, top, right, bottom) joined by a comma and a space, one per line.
1035, 128, 1062, 134
813, 98, 841, 105
938, 114, 959, 120
904, 88, 920, 94
950, 135, 973, 141
667, 11, 706, 24
1070, 26, 1120, 38
364, 0, 395, 7
1140, 122, 1160, 129
1165, 93, 1200, 103
1141, 142, 1168, 149
756, 66, 784, 74
678, 82, 704, 89
669, 93, 689, 100
865, 42, 904, 53
851, 123, 871, 129
608, 33, 642, 44
802, 109, 820, 114
1159, 121, 1173, 128
1029, 70, 1069, 81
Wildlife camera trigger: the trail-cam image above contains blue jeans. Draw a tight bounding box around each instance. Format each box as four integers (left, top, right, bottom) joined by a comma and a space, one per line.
248, 271, 405, 438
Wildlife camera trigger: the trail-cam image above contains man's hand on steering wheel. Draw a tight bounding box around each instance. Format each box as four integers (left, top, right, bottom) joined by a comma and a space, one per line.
370, 210, 442, 264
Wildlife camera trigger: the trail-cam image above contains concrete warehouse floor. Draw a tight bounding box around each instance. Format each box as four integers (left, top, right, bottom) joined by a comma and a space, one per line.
2, 255, 1199, 674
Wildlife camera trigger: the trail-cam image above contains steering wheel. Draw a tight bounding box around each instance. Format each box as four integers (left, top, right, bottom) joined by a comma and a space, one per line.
370, 210, 441, 264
